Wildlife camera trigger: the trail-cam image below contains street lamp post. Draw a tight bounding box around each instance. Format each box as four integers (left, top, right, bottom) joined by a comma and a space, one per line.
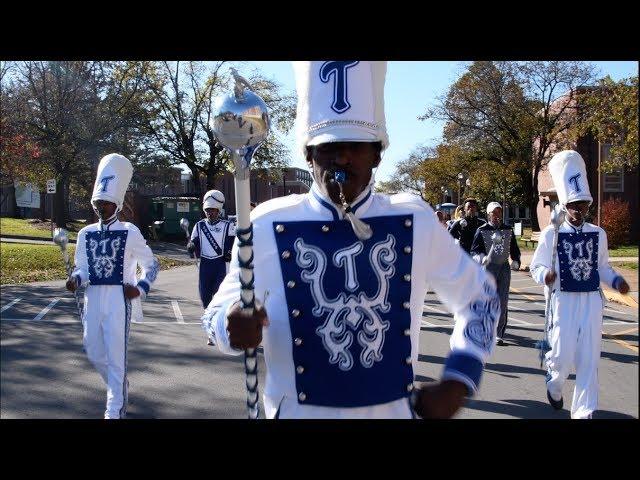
282, 168, 288, 196
457, 173, 464, 205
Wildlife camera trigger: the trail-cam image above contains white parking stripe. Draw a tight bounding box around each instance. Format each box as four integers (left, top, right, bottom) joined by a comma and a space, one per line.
422, 321, 453, 327
423, 304, 449, 315
171, 300, 185, 323
508, 304, 535, 312
132, 321, 202, 325
508, 317, 530, 325
1, 298, 22, 313
33, 298, 60, 321
421, 320, 437, 327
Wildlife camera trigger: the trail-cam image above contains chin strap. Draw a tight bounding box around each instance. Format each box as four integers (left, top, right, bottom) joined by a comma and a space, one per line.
334, 172, 373, 241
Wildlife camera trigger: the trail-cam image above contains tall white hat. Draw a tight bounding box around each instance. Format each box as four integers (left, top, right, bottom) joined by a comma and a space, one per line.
91, 153, 133, 211
293, 61, 389, 157
548, 150, 593, 206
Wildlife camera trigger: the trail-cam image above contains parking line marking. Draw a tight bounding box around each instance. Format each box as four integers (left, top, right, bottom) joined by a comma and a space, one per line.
1, 298, 22, 313
171, 300, 185, 323
605, 326, 638, 337
508, 317, 530, 325
423, 304, 449, 315
606, 338, 638, 353
509, 287, 541, 302
131, 321, 202, 325
33, 298, 60, 321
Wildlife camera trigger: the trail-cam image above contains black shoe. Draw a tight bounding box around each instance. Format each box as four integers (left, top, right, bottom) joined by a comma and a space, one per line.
497, 338, 504, 346
547, 390, 563, 410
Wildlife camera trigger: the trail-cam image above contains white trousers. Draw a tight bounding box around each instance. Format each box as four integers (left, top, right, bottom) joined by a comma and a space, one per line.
545, 290, 603, 419
82, 286, 131, 419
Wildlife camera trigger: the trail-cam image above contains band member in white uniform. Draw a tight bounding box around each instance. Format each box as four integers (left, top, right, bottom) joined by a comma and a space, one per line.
203, 61, 500, 419
67, 153, 159, 419
530, 150, 629, 419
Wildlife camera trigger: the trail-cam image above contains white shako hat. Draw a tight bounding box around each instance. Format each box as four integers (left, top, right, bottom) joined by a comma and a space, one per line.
548, 150, 593, 207
293, 61, 389, 157
487, 202, 502, 213
203, 189, 225, 210
91, 153, 133, 211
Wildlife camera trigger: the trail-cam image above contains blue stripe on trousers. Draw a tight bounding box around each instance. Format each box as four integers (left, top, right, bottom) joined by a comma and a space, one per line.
120, 289, 131, 419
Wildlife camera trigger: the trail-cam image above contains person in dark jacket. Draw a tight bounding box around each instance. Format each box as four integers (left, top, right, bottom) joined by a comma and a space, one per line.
470, 202, 521, 345
448, 198, 486, 253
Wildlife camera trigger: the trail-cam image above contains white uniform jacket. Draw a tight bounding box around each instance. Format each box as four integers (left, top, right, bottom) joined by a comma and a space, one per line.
72, 218, 159, 313
530, 222, 622, 293
204, 184, 500, 418
190, 218, 235, 260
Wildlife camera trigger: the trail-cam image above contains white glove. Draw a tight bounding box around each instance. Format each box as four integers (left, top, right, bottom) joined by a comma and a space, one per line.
511, 260, 520, 271
481, 255, 489, 267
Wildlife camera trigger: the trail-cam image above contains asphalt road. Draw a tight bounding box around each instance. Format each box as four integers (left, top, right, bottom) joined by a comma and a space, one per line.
1, 266, 637, 419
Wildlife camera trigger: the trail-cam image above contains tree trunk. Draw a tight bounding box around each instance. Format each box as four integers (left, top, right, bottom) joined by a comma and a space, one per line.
53, 178, 67, 228
39, 192, 47, 221
206, 164, 221, 192
189, 166, 202, 197
530, 166, 541, 231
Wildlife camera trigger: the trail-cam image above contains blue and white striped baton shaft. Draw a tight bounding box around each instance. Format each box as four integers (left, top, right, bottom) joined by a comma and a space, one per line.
233, 171, 260, 420
61, 248, 84, 324
540, 226, 559, 366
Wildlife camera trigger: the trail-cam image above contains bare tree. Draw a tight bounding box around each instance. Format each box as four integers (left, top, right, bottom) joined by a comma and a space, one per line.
136, 61, 295, 197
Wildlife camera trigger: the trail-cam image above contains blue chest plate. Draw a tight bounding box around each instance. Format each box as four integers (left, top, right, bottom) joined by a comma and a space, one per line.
557, 232, 599, 292
273, 215, 415, 408
85, 230, 128, 285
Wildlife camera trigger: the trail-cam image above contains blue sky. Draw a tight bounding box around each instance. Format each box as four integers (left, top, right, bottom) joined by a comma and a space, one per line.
239, 61, 638, 183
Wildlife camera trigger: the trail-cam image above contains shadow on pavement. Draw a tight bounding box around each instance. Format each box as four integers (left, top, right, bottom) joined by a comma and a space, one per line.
1, 321, 265, 419
464, 398, 571, 419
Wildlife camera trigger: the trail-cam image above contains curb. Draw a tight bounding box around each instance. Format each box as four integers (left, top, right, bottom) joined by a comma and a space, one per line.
1, 234, 77, 244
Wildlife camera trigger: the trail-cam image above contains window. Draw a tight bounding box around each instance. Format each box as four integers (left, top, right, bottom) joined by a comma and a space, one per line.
601, 144, 624, 192
518, 207, 528, 219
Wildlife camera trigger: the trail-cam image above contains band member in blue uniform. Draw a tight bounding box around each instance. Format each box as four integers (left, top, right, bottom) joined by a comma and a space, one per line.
531, 150, 629, 419
188, 189, 235, 309
471, 202, 521, 345
203, 61, 500, 419
66, 153, 159, 419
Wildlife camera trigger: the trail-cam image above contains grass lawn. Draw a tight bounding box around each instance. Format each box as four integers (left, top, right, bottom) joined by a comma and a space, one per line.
516, 226, 638, 257
0, 217, 85, 241
609, 245, 639, 258
516, 227, 535, 251
1, 243, 191, 285
616, 262, 638, 270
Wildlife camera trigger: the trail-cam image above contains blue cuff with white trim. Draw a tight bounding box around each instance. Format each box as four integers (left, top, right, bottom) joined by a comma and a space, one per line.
137, 279, 150, 295
612, 275, 624, 291
442, 351, 484, 396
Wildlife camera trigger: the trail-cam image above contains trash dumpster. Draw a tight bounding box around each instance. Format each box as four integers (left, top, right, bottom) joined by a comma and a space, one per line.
150, 196, 201, 238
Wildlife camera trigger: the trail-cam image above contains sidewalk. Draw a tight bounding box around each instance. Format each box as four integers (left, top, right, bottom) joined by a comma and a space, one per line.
1, 235, 76, 244
520, 252, 638, 308
1, 236, 197, 264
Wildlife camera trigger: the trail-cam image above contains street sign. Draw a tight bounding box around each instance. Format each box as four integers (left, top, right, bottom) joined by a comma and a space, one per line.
46, 179, 56, 194
514, 222, 523, 237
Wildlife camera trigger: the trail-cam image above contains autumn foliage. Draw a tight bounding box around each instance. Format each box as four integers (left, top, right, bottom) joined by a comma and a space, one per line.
600, 198, 631, 248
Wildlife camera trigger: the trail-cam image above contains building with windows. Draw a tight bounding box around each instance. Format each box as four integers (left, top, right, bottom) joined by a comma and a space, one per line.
180, 167, 313, 216
537, 137, 638, 240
